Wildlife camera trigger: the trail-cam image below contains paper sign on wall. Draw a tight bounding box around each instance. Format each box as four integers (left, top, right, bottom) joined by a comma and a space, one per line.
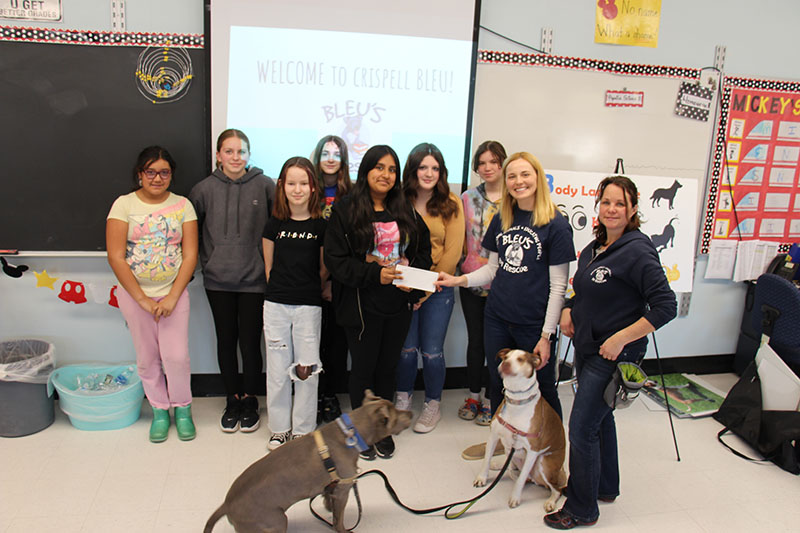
0, 0, 62, 21
606, 90, 644, 107
595, 0, 661, 48
675, 82, 713, 122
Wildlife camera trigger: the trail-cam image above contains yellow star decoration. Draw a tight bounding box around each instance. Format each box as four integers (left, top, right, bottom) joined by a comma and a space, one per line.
34, 270, 59, 290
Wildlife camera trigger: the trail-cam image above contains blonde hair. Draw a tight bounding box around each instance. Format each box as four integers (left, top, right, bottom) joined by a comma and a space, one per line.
499, 152, 559, 231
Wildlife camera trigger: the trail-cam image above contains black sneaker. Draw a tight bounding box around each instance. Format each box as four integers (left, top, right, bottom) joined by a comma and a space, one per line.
359, 445, 377, 461
240, 396, 260, 432
375, 436, 395, 459
320, 395, 342, 424
221, 395, 241, 433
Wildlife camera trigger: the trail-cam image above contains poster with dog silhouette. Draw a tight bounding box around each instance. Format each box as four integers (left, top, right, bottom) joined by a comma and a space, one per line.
547, 169, 698, 293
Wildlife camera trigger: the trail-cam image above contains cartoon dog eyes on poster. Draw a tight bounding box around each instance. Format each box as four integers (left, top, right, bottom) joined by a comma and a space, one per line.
557, 204, 589, 231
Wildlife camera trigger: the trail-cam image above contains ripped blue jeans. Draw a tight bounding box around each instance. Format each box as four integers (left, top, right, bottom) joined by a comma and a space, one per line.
396, 286, 455, 402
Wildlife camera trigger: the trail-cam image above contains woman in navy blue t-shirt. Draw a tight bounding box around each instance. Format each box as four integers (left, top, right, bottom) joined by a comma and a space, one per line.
437, 151, 575, 419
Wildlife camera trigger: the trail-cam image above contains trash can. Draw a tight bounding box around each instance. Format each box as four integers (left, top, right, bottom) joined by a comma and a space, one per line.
0, 339, 56, 437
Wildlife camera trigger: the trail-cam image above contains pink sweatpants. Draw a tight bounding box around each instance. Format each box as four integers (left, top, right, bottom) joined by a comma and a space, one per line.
116, 287, 192, 409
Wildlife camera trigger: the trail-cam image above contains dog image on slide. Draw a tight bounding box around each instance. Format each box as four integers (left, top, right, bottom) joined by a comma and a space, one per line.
651, 217, 679, 252
204, 390, 412, 533
649, 179, 683, 209
473, 349, 567, 512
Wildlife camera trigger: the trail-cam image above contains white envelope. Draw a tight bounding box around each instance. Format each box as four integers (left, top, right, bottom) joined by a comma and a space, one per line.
392, 264, 437, 293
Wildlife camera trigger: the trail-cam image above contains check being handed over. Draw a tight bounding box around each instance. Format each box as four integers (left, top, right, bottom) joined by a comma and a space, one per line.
391, 264, 437, 293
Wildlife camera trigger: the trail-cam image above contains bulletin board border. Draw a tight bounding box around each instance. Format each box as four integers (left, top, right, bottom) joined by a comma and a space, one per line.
478, 49, 701, 80
701, 76, 800, 254
0, 25, 203, 48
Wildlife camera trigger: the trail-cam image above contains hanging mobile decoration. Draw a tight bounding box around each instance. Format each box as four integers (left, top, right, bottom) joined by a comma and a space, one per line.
134, 41, 193, 104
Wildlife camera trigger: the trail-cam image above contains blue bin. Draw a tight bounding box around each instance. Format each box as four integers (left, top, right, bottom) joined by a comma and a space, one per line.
48, 364, 145, 431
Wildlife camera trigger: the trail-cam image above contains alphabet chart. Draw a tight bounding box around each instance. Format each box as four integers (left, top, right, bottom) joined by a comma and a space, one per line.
703, 78, 800, 253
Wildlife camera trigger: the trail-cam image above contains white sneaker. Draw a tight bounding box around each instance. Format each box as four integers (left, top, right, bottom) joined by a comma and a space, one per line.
268, 431, 290, 451
395, 391, 412, 411
414, 400, 441, 433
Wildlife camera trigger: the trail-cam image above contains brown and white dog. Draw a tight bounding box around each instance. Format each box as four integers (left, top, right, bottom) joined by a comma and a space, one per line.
473, 348, 567, 511
204, 390, 412, 533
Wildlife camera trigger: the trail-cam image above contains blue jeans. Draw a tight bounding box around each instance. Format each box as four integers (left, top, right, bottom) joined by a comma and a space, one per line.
483, 310, 561, 419
562, 345, 646, 523
397, 286, 455, 401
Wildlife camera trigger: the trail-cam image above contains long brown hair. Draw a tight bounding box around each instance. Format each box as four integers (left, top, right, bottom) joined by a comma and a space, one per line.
272, 157, 322, 220
593, 175, 641, 244
312, 135, 351, 203
402, 142, 458, 221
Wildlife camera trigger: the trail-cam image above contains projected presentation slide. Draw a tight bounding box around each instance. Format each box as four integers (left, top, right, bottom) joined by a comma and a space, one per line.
225, 26, 474, 182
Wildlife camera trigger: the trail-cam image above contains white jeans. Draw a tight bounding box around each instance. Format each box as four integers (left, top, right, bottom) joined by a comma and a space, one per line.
263, 301, 322, 436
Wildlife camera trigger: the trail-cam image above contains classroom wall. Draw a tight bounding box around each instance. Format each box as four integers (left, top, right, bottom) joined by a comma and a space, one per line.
2, 1, 797, 373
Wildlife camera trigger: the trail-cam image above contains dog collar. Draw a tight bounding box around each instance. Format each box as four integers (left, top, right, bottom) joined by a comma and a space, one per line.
496, 413, 541, 439
504, 381, 536, 395
504, 393, 537, 405
336, 413, 369, 452
504, 381, 537, 405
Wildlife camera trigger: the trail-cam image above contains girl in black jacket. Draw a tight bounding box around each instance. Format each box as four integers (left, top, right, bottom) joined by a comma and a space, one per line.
324, 145, 432, 460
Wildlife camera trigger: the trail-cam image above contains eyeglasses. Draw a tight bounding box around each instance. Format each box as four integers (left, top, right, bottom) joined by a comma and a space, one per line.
142, 169, 172, 180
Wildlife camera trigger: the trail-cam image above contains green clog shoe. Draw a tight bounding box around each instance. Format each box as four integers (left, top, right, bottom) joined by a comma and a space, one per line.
174, 404, 196, 441
149, 407, 170, 443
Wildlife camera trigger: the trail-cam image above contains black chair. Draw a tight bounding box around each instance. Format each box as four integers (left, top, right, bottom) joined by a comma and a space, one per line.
752, 273, 800, 377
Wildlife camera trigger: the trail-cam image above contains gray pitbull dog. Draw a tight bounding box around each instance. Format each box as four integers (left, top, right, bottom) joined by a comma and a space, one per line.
204, 390, 412, 533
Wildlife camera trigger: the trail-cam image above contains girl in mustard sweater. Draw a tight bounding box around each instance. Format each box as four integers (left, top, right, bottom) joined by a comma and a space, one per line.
395, 143, 465, 433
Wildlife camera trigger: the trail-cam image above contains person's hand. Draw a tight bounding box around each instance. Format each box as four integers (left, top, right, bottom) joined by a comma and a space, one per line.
136, 296, 161, 321
559, 308, 574, 338
156, 294, 179, 318
435, 272, 465, 290
412, 302, 422, 311
296, 365, 313, 380
380, 265, 402, 285
599, 333, 625, 361
533, 336, 551, 370
321, 280, 332, 302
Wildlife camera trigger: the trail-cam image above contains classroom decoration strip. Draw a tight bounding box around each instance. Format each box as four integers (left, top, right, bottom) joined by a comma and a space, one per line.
0, 25, 203, 48
702, 76, 800, 254
478, 50, 701, 80
6, 263, 120, 308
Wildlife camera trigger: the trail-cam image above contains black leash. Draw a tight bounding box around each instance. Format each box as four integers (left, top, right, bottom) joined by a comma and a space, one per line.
310, 448, 517, 530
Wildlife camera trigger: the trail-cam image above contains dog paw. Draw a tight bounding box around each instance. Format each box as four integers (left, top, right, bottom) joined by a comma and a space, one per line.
473, 475, 487, 487
544, 500, 557, 512
508, 496, 521, 508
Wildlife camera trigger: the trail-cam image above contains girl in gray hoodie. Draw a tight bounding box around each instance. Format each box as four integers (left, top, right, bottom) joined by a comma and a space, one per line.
189, 129, 275, 433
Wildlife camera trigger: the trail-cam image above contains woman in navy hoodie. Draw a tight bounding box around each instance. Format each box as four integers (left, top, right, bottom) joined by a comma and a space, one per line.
545, 175, 676, 530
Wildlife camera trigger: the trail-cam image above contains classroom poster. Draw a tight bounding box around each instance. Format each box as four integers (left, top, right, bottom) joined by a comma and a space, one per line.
595, 0, 661, 48
706, 85, 800, 251
548, 169, 698, 293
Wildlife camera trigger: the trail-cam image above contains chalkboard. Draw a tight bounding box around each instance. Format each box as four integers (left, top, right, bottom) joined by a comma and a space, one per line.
0, 41, 209, 251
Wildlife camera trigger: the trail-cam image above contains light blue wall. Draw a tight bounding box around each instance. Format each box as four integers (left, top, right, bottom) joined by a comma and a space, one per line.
1, 1, 796, 371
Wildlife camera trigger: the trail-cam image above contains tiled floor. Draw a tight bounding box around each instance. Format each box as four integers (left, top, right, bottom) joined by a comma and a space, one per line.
2, 375, 799, 532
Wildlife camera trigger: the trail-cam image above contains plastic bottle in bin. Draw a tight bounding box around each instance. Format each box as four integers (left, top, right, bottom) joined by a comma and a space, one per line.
114, 366, 136, 386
